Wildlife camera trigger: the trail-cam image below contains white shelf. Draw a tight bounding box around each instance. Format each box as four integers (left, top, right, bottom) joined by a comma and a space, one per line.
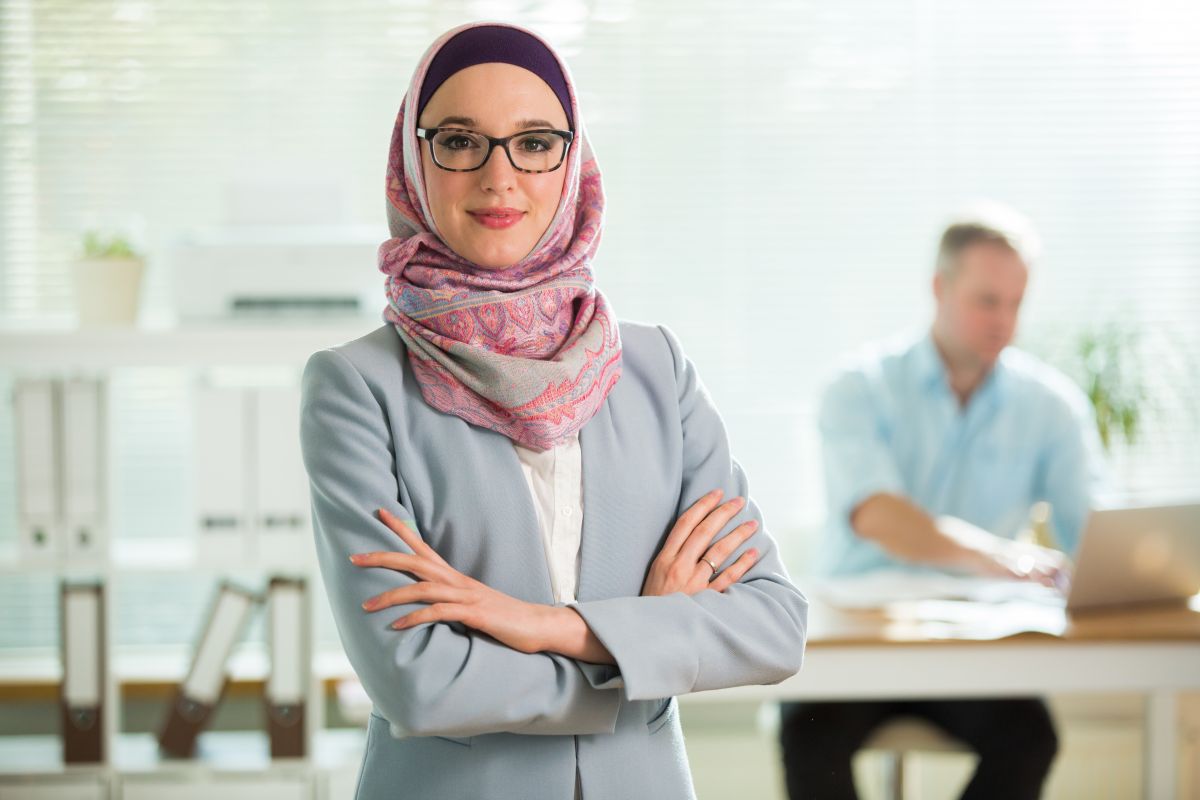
0, 318, 374, 799
0, 729, 366, 775
0, 538, 319, 574
0, 319, 383, 370
0, 644, 354, 688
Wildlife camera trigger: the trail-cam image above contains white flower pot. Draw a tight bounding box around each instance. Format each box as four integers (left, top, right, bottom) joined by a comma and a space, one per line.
73, 256, 145, 327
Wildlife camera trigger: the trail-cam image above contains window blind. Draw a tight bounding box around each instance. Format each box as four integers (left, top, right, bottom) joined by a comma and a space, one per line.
1, 0, 1197, 651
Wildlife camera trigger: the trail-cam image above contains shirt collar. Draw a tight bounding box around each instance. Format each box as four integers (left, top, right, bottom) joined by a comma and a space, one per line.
914, 328, 1010, 402
913, 329, 948, 390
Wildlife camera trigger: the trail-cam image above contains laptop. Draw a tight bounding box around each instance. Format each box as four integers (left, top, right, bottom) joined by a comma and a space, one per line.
1065, 501, 1200, 613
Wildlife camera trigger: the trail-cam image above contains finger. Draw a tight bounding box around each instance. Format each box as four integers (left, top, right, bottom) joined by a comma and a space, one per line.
677, 495, 746, 562
349, 551, 447, 581
1035, 568, 1061, 589
1018, 560, 1058, 587
659, 489, 725, 560
362, 581, 471, 612
1053, 566, 1073, 594
392, 602, 463, 630
707, 548, 758, 593
690, 556, 720, 588
378, 508, 450, 567
702, 518, 759, 565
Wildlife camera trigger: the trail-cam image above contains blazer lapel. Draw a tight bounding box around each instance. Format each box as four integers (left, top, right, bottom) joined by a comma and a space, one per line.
577, 400, 625, 603
488, 429, 558, 607
479, 399, 627, 606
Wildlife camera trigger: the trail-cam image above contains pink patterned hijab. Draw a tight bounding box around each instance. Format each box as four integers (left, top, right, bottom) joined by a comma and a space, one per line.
377, 21, 622, 452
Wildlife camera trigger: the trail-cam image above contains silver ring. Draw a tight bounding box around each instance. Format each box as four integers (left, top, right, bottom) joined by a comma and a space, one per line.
702, 558, 718, 576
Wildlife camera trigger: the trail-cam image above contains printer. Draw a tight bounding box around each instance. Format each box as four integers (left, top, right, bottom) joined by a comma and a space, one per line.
170, 223, 387, 321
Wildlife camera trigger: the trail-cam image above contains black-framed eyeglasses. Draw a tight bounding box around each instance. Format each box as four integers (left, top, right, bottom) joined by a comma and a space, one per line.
415, 126, 575, 173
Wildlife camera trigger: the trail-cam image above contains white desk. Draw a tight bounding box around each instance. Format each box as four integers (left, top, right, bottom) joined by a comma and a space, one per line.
2, 597, 1197, 798
688, 597, 1200, 799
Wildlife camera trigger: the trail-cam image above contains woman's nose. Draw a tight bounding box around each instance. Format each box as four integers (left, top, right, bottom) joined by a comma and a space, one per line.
479, 145, 517, 193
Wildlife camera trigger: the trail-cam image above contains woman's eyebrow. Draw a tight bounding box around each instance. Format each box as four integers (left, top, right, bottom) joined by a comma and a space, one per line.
434, 115, 475, 127
514, 118, 557, 130
431, 116, 560, 130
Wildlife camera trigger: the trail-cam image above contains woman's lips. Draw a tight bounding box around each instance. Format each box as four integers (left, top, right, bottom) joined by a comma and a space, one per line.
468, 207, 525, 230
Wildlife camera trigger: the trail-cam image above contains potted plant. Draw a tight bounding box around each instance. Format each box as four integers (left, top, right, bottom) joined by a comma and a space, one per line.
1028, 318, 1149, 452
1020, 319, 1151, 547
73, 229, 146, 327
1070, 321, 1148, 453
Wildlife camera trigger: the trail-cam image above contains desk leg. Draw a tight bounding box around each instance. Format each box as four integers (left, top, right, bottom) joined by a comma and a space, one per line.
1146, 690, 1178, 800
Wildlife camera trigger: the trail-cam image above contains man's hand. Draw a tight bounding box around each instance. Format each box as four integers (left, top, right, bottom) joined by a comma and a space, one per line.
938, 515, 1072, 589
854, 493, 1071, 590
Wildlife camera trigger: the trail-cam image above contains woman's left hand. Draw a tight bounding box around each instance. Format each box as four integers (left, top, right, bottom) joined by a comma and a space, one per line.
351, 508, 559, 655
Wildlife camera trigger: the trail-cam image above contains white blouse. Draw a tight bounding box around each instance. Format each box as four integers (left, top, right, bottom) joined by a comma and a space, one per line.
511, 431, 584, 605
511, 432, 585, 798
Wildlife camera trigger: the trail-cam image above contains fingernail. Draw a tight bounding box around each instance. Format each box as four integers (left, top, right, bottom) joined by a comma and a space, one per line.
361, 599, 375, 610
349, 554, 364, 564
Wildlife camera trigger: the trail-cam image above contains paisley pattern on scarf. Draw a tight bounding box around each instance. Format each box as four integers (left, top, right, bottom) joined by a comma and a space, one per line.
377, 21, 622, 451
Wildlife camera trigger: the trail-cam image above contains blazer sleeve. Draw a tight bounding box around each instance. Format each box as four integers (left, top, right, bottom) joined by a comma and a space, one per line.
300, 347, 623, 739
566, 325, 809, 701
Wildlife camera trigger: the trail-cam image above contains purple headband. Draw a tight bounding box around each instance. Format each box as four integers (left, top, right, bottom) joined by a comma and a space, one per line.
416, 25, 574, 130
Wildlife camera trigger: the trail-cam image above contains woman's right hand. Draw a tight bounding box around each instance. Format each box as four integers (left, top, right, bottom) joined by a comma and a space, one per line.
642, 489, 762, 597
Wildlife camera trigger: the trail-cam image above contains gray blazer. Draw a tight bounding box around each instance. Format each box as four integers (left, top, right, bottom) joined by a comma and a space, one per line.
299, 319, 808, 800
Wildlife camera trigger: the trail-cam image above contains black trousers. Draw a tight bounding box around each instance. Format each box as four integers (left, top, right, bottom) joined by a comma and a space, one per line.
778, 698, 1059, 800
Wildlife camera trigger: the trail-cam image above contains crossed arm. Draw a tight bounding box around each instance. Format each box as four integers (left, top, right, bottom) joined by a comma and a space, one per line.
353, 484, 760, 667
299, 326, 807, 739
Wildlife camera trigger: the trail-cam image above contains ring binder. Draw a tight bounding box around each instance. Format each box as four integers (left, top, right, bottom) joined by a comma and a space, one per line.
265, 576, 310, 758
16, 379, 63, 564
62, 377, 108, 563
60, 581, 105, 764
157, 580, 258, 758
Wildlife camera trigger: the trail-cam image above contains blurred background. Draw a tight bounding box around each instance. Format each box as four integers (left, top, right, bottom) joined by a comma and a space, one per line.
1, 1, 1198, 798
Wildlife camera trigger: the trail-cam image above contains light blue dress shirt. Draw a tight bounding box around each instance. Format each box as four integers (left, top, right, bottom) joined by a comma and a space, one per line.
813, 329, 1109, 577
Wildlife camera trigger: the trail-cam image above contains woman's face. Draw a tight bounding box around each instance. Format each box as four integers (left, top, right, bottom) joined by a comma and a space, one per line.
417, 62, 570, 270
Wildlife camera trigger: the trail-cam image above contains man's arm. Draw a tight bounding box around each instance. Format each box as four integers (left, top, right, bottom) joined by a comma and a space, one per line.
852, 493, 1061, 581
853, 493, 988, 569
820, 369, 1064, 582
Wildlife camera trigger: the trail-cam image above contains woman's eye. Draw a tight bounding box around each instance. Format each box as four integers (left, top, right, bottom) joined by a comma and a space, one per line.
517, 136, 551, 152
442, 134, 478, 150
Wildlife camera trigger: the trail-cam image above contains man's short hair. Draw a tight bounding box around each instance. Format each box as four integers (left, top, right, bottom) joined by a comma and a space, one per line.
935, 201, 1042, 279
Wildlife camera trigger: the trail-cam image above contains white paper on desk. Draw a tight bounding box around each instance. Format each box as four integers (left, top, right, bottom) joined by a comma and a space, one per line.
885, 599, 1067, 639
811, 569, 1065, 609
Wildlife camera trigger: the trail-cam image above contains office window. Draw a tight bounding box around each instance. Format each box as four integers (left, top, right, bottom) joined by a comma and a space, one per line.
1, 0, 1197, 652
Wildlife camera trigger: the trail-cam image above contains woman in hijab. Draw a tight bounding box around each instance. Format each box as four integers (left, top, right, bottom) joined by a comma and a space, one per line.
299, 21, 808, 800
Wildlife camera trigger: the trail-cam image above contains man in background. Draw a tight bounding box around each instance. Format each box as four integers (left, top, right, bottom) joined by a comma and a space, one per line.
779, 204, 1108, 799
